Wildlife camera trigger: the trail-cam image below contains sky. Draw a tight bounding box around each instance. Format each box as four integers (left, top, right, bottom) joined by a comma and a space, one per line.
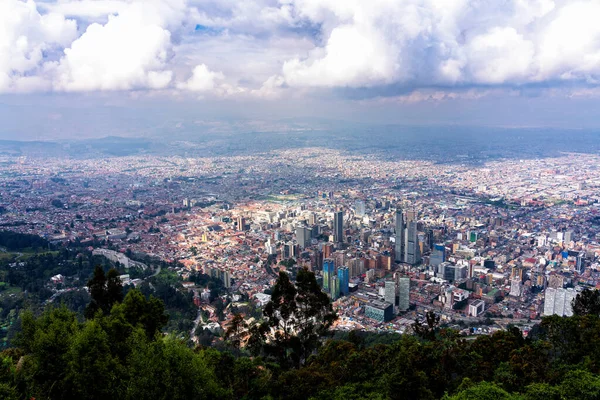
2, 0, 600, 140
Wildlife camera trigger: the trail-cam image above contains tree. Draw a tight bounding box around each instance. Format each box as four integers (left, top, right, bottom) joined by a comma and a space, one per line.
413, 311, 440, 341
106, 268, 124, 307
120, 289, 169, 339
572, 289, 600, 316
446, 381, 518, 400
251, 268, 337, 367
85, 266, 107, 318
224, 313, 247, 349
64, 320, 123, 400
85, 266, 124, 318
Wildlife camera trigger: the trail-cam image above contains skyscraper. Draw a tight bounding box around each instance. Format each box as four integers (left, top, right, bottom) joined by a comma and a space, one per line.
331, 276, 340, 300
398, 277, 410, 311
543, 287, 576, 317
395, 209, 405, 262
334, 210, 343, 243
405, 220, 421, 265
337, 266, 349, 296
385, 280, 398, 308
296, 226, 311, 249
355, 200, 366, 216
322, 258, 334, 293
236, 216, 246, 231
430, 244, 445, 268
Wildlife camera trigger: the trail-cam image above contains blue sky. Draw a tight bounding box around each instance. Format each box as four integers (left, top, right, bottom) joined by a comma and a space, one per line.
2, 0, 600, 139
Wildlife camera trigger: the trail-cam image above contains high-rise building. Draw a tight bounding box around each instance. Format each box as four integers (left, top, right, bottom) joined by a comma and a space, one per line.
405, 219, 421, 265
543, 287, 576, 316
430, 244, 445, 268
348, 257, 365, 278
284, 242, 295, 259
331, 276, 340, 300
468, 299, 485, 317
265, 238, 276, 255
323, 243, 334, 259
384, 280, 397, 308
236, 216, 246, 231
322, 258, 334, 293
337, 266, 349, 296
509, 279, 522, 297
207, 267, 231, 288
398, 277, 410, 311
576, 252, 585, 274
355, 200, 366, 217
395, 209, 405, 262
334, 210, 344, 243
564, 230, 574, 244
296, 226, 311, 249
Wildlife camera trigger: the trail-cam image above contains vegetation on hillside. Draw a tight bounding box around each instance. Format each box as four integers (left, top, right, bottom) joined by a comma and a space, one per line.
0, 268, 599, 399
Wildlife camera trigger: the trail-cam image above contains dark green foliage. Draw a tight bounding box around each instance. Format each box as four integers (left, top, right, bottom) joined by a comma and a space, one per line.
573, 288, 600, 316
250, 268, 337, 368
446, 381, 517, 400
5, 276, 600, 399
0, 231, 49, 251
85, 266, 123, 318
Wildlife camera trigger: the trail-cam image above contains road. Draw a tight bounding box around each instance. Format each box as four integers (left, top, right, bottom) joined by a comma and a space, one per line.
190, 308, 203, 344
148, 265, 161, 278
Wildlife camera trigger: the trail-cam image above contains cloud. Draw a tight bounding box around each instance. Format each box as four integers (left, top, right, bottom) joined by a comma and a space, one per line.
273, 0, 600, 92
39, 0, 129, 19
3, 0, 600, 99
0, 0, 77, 92
176, 63, 247, 96
177, 63, 223, 92
52, 1, 189, 91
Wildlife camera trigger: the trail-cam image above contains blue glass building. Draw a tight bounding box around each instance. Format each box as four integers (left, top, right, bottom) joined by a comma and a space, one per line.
322, 258, 334, 293
337, 266, 349, 296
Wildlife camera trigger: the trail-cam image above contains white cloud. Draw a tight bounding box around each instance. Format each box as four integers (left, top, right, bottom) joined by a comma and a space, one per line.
536, 1, 600, 81
39, 0, 130, 19
53, 1, 181, 91
176, 63, 246, 96
273, 0, 600, 90
464, 27, 535, 84
177, 64, 223, 92
3, 0, 600, 98
0, 0, 77, 93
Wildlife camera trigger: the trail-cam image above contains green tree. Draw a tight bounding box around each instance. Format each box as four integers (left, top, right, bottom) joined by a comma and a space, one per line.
120, 289, 169, 339
224, 313, 247, 349
85, 266, 123, 318
573, 289, 600, 316
558, 369, 600, 400
16, 307, 81, 399
251, 268, 337, 367
446, 381, 518, 400
126, 335, 225, 400
524, 383, 561, 400
413, 311, 440, 341
64, 320, 123, 400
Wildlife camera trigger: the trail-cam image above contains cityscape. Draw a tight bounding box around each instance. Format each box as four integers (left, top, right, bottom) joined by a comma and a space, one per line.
4, 0, 600, 398
2, 145, 599, 338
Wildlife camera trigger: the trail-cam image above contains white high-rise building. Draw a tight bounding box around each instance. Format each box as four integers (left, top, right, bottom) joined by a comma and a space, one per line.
398, 277, 410, 311
543, 287, 576, 317
384, 280, 397, 310
509, 279, 522, 297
